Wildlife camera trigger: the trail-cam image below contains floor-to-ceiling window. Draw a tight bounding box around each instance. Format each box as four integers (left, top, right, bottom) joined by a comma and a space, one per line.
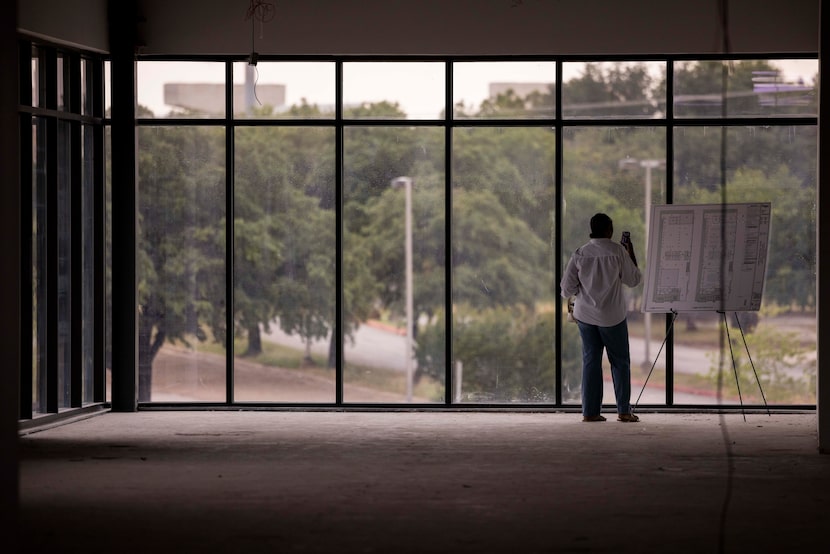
20, 40, 107, 420
129, 55, 817, 410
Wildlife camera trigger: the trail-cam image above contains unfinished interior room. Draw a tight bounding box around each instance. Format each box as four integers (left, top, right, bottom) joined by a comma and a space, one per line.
2, 1, 828, 552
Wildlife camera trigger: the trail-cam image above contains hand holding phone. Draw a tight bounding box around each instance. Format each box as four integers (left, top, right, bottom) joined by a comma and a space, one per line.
621, 231, 637, 266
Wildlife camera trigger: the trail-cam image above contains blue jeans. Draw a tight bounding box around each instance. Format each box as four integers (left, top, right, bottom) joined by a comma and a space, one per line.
577, 319, 632, 417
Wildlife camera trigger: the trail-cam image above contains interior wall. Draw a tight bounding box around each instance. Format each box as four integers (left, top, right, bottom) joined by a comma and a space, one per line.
134, 0, 819, 57
16, 0, 820, 57
17, 0, 109, 53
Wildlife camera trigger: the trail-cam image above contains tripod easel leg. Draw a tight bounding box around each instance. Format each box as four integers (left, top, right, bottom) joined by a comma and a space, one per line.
732, 313, 771, 417
721, 311, 747, 422
633, 310, 678, 413
721, 311, 771, 421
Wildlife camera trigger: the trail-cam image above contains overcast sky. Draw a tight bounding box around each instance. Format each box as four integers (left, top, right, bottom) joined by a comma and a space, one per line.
122, 59, 818, 118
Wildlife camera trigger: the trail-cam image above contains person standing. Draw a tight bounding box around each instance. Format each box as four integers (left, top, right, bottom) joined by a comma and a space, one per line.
560, 213, 643, 422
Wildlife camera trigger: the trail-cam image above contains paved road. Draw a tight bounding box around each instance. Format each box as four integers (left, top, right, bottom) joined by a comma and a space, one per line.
265, 321, 407, 371
265, 320, 720, 375
263, 320, 720, 404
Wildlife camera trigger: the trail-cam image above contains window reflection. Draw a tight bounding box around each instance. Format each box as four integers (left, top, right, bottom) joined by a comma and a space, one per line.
674, 59, 818, 118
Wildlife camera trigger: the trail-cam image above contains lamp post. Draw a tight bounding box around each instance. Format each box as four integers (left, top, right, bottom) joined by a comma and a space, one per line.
619, 158, 665, 367
390, 176, 414, 402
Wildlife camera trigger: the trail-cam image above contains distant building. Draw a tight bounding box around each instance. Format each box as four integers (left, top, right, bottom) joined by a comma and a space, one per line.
488, 82, 553, 100
163, 81, 286, 116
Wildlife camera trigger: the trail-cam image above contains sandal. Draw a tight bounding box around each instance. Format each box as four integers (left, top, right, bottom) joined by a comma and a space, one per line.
582, 415, 607, 422
617, 413, 640, 423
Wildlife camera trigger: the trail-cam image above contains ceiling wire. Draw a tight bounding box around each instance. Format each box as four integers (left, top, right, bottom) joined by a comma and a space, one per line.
245, 0, 276, 25
243, 1, 275, 107
245, 1, 276, 58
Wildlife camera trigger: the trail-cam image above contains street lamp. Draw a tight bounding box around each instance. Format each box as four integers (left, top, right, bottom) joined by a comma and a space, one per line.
619, 157, 665, 367
390, 176, 415, 402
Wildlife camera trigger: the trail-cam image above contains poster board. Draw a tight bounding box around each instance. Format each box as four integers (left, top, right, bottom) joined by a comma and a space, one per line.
642, 202, 771, 313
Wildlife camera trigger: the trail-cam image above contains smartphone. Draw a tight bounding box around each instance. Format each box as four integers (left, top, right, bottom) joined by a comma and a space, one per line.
621, 231, 631, 246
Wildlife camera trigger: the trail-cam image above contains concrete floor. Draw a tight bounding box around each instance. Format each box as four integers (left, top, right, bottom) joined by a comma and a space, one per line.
17, 410, 830, 553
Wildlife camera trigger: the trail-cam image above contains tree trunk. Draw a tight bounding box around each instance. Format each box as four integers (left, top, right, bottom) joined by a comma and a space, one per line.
138, 358, 153, 402
303, 338, 314, 366
328, 332, 337, 369
137, 315, 165, 403
246, 324, 262, 356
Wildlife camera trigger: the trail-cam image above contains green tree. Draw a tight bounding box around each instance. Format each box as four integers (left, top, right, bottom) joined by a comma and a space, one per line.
273, 196, 335, 365
452, 127, 556, 244
138, 125, 226, 401
416, 306, 579, 403
668, 59, 814, 117
342, 120, 444, 370
234, 126, 335, 357
562, 62, 657, 117
707, 326, 815, 404
674, 126, 817, 311
452, 189, 548, 308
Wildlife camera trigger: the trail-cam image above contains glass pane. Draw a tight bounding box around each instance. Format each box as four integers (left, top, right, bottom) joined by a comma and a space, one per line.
343, 126, 446, 403
231, 61, 335, 118
81, 58, 93, 117
343, 62, 445, 120
137, 61, 226, 118
674, 59, 818, 118
57, 120, 71, 408
673, 126, 817, 405
138, 126, 227, 401
82, 124, 95, 404
453, 61, 556, 119
562, 61, 665, 119
105, 126, 112, 403
33, 118, 47, 414
233, 127, 336, 402
562, 127, 670, 406
452, 127, 556, 403
104, 61, 111, 117
31, 45, 39, 108
57, 53, 67, 112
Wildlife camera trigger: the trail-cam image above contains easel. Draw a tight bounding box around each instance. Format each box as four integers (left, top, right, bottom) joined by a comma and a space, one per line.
633, 309, 770, 421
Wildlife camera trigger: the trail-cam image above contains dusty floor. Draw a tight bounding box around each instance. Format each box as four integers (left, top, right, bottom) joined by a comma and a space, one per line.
17, 410, 829, 553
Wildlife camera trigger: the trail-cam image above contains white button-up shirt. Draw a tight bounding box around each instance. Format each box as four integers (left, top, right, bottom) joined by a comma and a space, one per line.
560, 238, 642, 327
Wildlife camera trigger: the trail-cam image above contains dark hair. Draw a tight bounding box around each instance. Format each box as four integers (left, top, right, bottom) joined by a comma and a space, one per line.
589, 213, 613, 238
